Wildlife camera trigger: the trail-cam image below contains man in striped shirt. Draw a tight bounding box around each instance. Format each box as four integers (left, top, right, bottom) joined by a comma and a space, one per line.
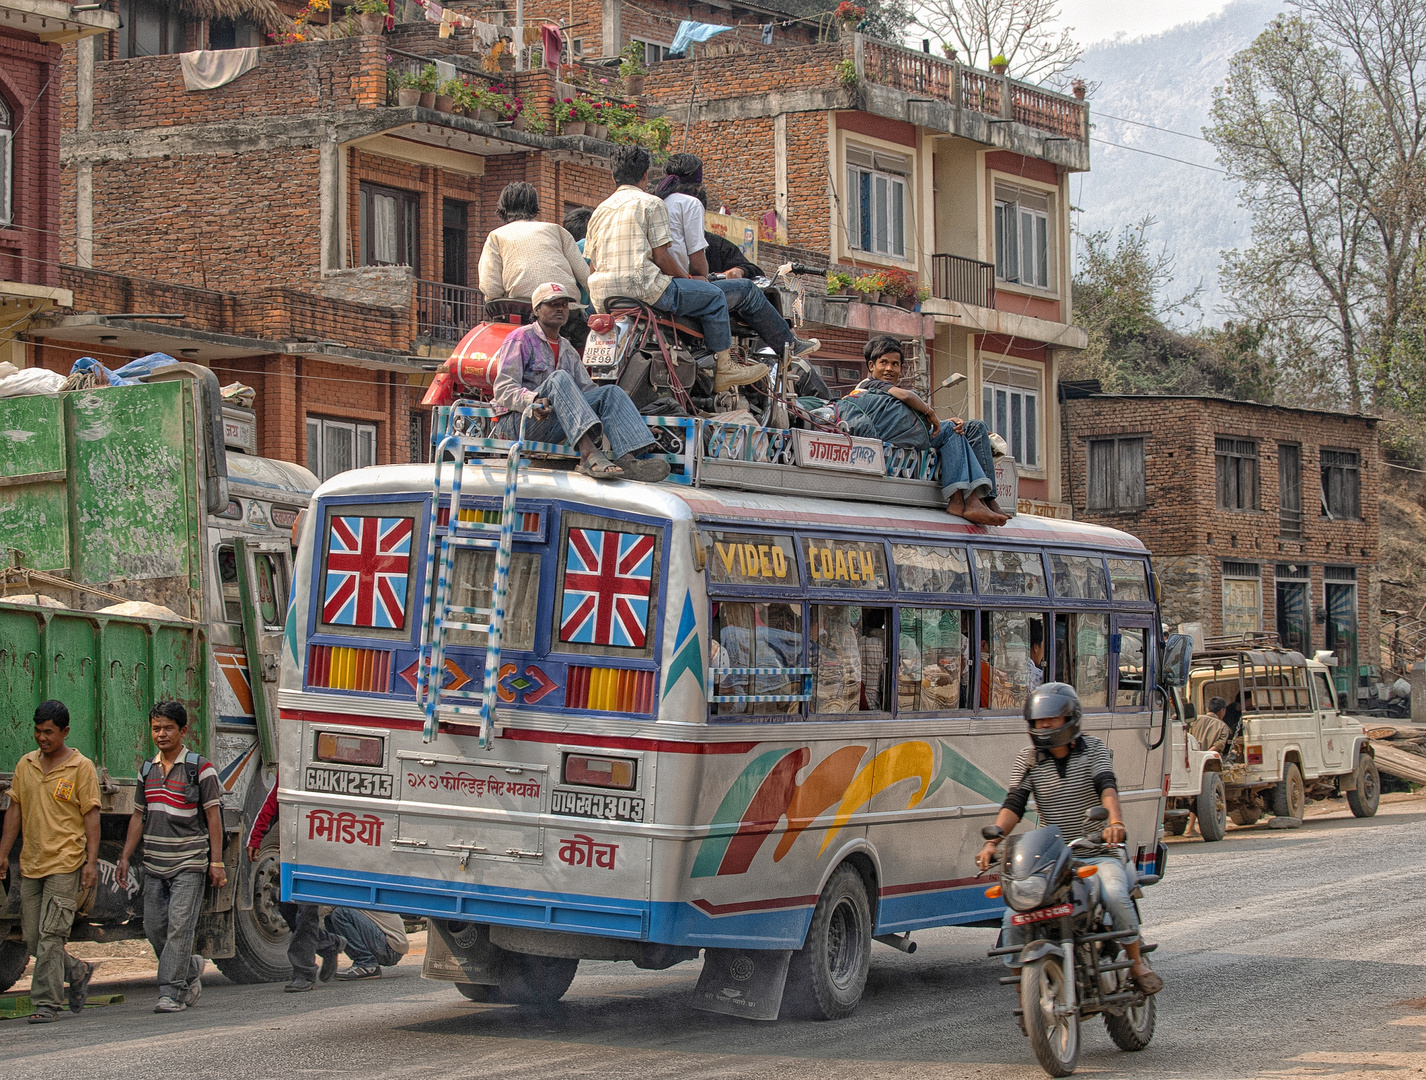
116, 701, 226, 1013
976, 682, 1163, 995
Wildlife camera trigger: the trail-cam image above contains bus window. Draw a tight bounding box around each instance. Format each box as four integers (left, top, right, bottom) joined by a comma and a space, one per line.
892, 544, 972, 594
710, 601, 804, 716
448, 550, 541, 651
1108, 559, 1150, 602
975, 549, 1048, 597
217, 544, 241, 623
706, 532, 798, 588
1048, 554, 1108, 601
810, 605, 890, 713
980, 611, 1048, 710
899, 608, 973, 712
1116, 627, 1147, 708
255, 553, 287, 629
801, 537, 889, 590
1054, 613, 1110, 708
554, 512, 661, 659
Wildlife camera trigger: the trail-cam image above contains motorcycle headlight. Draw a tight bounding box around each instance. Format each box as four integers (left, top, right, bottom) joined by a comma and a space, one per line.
1005, 872, 1052, 912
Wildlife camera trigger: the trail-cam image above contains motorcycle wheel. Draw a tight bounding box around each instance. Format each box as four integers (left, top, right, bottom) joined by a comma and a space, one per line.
1021, 956, 1080, 1077
1104, 988, 1156, 1051
1197, 772, 1228, 842
1347, 757, 1380, 818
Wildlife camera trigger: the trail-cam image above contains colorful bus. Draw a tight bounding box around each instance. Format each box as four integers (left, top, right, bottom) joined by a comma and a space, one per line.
276, 426, 1170, 1019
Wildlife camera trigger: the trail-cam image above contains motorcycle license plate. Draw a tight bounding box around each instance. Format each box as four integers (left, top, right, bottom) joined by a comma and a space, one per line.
583, 335, 618, 371
1011, 902, 1074, 926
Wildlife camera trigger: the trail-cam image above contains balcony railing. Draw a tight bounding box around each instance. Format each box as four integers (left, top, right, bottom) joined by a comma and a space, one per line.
387, 48, 499, 105
858, 37, 1086, 142
416, 279, 483, 342
931, 253, 996, 308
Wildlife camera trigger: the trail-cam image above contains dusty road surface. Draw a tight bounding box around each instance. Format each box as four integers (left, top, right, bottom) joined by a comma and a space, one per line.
5, 794, 1425, 1080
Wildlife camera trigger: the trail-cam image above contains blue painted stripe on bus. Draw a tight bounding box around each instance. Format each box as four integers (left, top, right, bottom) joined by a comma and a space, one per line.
874, 884, 1005, 934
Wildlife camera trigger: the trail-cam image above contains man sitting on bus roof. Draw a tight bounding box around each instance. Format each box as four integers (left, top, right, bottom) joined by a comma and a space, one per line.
491, 282, 670, 483
837, 336, 1008, 526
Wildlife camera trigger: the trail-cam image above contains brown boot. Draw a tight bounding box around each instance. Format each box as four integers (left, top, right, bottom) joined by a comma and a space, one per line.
714, 350, 769, 392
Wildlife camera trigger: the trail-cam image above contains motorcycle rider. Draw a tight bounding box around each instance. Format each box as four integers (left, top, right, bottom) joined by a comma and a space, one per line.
976, 682, 1164, 996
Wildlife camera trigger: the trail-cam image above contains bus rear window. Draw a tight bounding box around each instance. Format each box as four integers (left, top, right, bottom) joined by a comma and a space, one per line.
317, 506, 420, 638
447, 550, 541, 651
554, 512, 662, 660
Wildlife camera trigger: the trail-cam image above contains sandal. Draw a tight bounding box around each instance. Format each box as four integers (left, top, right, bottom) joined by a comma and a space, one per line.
614, 453, 671, 483
577, 450, 624, 480
28, 1007, 59, 1024
1131, 965, 1164, 996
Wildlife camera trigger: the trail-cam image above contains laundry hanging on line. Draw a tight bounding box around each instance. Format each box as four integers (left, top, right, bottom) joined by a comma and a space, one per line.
667, 20, 735, 57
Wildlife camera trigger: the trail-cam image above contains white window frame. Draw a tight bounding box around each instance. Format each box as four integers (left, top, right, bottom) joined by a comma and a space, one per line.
0, 98, 11, 227
993, 182, 1052, 290
846, 144, 908, 261
981, 359, 1041, 472
307, 416, 377, 482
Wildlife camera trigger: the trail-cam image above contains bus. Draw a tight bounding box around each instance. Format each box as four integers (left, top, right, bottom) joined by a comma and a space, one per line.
276, 414, 1170, 1019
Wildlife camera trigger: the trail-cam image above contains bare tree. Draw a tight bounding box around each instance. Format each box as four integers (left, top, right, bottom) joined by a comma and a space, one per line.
912, 0, 1080, 83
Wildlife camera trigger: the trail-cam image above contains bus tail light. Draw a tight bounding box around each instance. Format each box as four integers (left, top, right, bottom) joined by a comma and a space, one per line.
565, 666, 655, 714
315, 731, 384, 766
308, 645, 391, 693
563, 753, 637, 790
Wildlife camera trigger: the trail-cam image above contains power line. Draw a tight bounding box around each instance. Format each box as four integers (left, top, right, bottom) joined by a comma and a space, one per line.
1096, 110, 1211, 144
1089, 135, 1227, 174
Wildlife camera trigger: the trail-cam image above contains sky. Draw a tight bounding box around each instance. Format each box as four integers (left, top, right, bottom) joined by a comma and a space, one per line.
1057, 0, 1232, 44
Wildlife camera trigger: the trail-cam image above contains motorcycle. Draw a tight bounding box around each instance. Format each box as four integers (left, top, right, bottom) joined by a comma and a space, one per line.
983, 806, 1161, 1077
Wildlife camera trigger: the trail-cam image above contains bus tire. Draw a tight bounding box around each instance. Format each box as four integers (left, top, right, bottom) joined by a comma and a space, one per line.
215, 832, 293, 984
495, 952, 579, 1004
1347, 757, 1380, 818
455, 981, 497, 1002
0, 938, 29, 993
782, 863, 872, 1021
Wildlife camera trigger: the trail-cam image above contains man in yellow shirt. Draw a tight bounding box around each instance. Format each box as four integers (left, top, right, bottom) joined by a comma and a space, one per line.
0, 700, 101, 1023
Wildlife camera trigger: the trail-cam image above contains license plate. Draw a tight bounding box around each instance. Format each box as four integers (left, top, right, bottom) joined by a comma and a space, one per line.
550, 788, 645, 822
583, 335, 618, 370
1011, 902, 1074, 926
305, 765, 393, 799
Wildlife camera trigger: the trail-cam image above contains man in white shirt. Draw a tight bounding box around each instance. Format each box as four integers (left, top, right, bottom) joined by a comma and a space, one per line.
586, 145, 766, 392
478, 182, 590, 347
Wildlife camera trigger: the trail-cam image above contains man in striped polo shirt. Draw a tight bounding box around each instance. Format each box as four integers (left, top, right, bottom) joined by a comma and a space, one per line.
976, 682, 1163, 995
116, 701, 227, 1013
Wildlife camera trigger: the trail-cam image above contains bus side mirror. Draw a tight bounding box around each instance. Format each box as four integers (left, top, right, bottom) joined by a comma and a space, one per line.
1160, 634, 1192, 689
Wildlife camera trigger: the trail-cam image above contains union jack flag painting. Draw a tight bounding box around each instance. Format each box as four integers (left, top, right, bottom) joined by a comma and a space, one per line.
323, 516, 414, 629
559, 529, 655, 648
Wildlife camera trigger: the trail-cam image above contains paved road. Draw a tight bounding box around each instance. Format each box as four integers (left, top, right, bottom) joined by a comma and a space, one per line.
7, 795, 1426, 1080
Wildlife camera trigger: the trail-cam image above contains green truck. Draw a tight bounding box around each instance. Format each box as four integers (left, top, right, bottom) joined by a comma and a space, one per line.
0, 367, 318, 990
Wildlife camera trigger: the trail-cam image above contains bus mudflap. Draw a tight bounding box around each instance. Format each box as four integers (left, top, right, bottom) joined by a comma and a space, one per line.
691, 948, 793, 1020
423, 920, 500, 986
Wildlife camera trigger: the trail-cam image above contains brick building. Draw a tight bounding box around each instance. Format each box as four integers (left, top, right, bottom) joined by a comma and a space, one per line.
0, 0, 117, 369
1060, 388, 1380, 705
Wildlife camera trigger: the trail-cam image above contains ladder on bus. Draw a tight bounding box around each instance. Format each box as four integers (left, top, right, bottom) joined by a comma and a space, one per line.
416, 403, 539, 748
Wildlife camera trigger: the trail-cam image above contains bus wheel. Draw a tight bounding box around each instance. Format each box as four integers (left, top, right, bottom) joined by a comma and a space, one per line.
215, 833, 293, 984
455, 982, 497, 1002
0, 939, 29, 994
783, 863, 872, 1021
495, 953, 579, 1004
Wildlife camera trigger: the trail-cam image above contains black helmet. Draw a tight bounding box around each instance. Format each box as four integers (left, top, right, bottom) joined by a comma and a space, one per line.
1025, 682, 1082, 750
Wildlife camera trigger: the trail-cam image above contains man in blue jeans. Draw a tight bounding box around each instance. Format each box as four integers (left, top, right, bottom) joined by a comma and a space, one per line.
586, 144, 768, 393
328, 908, 410, 980
836, 336, 1009, 525
491, 281, 670, 482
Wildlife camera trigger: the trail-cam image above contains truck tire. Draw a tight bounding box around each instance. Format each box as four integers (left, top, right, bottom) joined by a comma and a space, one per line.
0, 939, 29, 993
494, 953, 579, 1004
1230, 804, 1263, 827
1196, 773, 1228, 842
1162, 815, 1188, 836
214, 833, 292, 984
1271, 762, 1306, 820
782, 863, 873, 1021
1347, 757, 1381, 818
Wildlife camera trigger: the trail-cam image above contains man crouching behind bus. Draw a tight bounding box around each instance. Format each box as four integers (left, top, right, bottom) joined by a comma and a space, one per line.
491, 281, 670, 483
975, 683, 1163, 996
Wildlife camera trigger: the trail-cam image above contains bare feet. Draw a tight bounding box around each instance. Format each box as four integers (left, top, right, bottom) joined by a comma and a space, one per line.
947, 491, 1009, 526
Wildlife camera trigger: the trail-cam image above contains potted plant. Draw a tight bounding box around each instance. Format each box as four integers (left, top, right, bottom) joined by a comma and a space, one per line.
587, 101, 609, 140
851, 274, 880, 305
519, 106, 548, 134
915, 284, 931, 309
352, 0, 386, 35
396, 71, 421, 107
826, 269, 853, 297
941, 42, 958, 61
620, 41, 647, 96
435, 77, 462, 113
877, 267, 915, 308
557, 98, 586, 136
835, 1, 865, 31
1071, 77, 1087, 100
641, 116, 672, 152
417, 63, 438, 110
991, 53, 1008, 75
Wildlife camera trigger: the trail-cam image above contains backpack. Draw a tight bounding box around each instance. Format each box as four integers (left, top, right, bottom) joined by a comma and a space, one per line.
139, 751, 202, 791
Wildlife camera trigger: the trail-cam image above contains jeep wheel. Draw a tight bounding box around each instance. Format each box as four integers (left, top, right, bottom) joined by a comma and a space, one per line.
1196, 773, 1228, 842
1347, 757, 1381, 818
782, 863, 873, 1021
1271, 762, 1306, 820
215, 832, 293, 983
1162, 815, 1188, 836
0, 938, 29, 993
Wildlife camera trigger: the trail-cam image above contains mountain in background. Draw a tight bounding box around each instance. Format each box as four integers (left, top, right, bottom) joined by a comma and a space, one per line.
1072, 0, 1284, 324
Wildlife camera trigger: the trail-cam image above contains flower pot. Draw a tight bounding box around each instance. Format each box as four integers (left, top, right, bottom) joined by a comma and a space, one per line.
562, 120, 586, 136
859, 291, 880, 305
991, 63, 1008, 75
418, 91, 436, 109
511, 113, 528, 131
623, 74, 645, 96
1072, 84, 1086, 100
477, 108, 499, 122
396, 88, 420, 107
589, 123, 608, 140
896, 294, 915, 310
358, 12, 385, 34
435, 94, 455, 113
